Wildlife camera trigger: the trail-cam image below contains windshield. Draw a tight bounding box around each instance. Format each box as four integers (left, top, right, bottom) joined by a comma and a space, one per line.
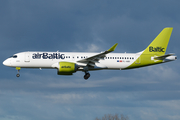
10, 55, 17, 58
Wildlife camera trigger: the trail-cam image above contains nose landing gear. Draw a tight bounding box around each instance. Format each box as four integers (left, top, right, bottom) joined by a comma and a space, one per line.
16, 67, 21, 77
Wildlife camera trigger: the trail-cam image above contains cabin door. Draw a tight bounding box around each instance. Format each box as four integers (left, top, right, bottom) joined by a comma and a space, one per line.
25, 52, 30, 62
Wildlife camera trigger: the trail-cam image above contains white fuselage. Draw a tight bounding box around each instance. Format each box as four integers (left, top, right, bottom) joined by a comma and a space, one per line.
3, 52, 140, 70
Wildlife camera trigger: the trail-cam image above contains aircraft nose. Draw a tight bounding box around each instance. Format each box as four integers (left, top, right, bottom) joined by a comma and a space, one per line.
3, 59, 11, 66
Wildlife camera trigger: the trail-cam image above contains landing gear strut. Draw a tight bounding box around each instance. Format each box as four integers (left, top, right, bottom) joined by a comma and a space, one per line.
16, 67, 21, 77
84, 72, 90, 80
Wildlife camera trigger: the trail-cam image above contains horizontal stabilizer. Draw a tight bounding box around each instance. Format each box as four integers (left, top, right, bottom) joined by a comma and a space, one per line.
154, 53, 175, 60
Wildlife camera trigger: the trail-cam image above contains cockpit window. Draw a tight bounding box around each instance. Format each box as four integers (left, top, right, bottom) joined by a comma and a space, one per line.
13, 55, 17, 58
10, 55, 17, 58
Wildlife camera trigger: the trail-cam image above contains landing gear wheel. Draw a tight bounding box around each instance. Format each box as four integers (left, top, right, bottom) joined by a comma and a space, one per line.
16, 67, 21, 78
16, 73, 20, 77
84, 73, 90, 80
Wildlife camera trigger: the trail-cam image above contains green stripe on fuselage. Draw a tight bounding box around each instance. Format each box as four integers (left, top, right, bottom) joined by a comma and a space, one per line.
125, 54, 163, 69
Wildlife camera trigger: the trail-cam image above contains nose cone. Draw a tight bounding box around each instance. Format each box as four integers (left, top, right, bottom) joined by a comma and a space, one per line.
3, 59, 11, 66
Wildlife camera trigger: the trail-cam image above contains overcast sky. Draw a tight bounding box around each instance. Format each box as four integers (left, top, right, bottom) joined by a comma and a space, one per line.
1, 0, 180, 120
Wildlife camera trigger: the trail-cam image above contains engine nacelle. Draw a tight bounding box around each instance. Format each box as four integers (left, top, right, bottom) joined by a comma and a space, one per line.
57, 62, 78, 75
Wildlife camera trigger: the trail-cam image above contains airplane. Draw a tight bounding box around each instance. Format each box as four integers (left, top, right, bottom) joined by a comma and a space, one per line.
3, 27, 177, 80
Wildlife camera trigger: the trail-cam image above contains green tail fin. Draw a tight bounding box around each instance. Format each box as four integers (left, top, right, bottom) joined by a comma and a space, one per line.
125, 27, 173, 70
142, 27, 173, 55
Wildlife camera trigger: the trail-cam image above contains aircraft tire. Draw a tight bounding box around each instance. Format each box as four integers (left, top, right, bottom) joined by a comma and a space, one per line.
84, 73, 90, 80
16, 74, 20, 77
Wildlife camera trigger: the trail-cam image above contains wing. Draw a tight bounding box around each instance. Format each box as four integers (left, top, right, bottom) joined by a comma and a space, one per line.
77, 43, 118, 66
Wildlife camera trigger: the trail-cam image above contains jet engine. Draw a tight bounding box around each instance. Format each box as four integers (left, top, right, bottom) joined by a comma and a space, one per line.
57, 62, 78, 75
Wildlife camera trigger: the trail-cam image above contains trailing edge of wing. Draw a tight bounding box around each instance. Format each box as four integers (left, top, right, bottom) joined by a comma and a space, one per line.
77, 43, 118, 65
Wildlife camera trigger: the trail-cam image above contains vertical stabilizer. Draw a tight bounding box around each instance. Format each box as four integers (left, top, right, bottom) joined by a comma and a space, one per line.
142, 27, 173, 55
125, 27, 173, 69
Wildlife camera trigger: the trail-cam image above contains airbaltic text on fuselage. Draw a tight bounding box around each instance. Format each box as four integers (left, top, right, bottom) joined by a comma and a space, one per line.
32, 53, 65, 59
149, 46, 165, 52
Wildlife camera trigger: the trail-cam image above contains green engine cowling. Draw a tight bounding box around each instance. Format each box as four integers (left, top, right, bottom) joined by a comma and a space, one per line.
57, 62, 78, 75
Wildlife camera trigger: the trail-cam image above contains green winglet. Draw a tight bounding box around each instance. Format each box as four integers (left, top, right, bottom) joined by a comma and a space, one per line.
107, 43, 118, 52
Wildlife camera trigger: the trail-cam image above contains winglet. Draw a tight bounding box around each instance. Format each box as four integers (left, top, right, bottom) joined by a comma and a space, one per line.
107, 43, 118, 52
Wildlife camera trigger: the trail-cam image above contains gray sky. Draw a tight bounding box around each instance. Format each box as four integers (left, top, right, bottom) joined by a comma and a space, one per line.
1, 0, 180, 120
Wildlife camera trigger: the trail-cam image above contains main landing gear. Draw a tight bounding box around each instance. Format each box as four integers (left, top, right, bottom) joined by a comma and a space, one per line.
84, 72, 90, 80
16, 67, 21, 77
83, 66, 90, 80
